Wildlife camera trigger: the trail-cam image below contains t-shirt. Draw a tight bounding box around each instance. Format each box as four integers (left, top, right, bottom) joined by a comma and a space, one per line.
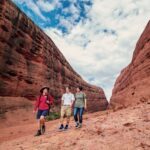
62, 92, 75, 106
34, 95, 54, 111
74, 92, 86, 108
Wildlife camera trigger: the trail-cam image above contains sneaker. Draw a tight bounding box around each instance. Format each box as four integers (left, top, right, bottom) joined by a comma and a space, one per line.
34, 130, 41, 136
64, 124, 68, 130
78, 123, 82, 128
41, 125, 46, 134
75, 122, 79, 128
59, 124, 64, 130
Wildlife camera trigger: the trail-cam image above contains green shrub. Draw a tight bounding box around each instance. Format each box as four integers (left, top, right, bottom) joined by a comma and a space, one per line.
46, 112, 60, 121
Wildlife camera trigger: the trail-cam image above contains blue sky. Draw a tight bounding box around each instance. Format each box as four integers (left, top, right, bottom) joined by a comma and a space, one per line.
12, 0, 150, 100
12, 0, 92, 33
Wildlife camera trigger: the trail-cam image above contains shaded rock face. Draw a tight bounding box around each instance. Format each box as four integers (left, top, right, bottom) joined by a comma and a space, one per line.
0, 0, 108, 112
110, 21, 150, 108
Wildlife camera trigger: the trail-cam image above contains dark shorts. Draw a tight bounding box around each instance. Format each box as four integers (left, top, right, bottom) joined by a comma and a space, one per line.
36, 109, 49, 119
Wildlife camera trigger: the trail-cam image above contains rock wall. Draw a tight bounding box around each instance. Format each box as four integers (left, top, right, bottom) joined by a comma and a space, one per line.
0, 0, 108, 112
110, 21, 150, 108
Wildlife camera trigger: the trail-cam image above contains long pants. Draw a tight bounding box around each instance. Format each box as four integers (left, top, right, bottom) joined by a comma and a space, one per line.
74, 107, 84, 124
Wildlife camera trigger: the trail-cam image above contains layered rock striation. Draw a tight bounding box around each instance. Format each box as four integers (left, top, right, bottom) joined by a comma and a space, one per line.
110, 21, 150, 108
0, 0, 108, 112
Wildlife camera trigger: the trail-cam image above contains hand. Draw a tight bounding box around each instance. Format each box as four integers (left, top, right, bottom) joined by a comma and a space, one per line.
71, 106, 74, 110
46, 100, 50, 104
84, 106, 87, 110
71, 104, 74, 109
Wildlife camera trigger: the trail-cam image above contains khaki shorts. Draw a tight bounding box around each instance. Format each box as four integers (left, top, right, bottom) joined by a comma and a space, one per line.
61, 105, 72, 117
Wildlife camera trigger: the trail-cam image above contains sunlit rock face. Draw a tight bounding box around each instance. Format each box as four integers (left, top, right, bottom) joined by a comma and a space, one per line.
110, 21, 150, 109
0, 0, 108, 112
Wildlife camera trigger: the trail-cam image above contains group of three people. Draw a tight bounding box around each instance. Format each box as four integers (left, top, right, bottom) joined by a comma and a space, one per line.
33, 86, 87, 136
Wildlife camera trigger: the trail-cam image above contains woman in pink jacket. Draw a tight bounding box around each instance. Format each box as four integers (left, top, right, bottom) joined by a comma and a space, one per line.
33, 86, 53, 136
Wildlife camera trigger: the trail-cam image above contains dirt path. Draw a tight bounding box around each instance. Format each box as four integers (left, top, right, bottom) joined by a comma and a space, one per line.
0, 102, 150, 150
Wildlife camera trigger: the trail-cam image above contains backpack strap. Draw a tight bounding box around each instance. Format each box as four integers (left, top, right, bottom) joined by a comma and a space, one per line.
45, 95, 54, 107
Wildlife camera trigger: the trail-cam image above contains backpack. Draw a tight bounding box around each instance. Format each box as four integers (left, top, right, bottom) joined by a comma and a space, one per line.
45, 95, 54, 115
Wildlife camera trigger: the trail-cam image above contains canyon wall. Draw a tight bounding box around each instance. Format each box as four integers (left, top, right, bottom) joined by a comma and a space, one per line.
110, 21, 150, 108
0, 0, 108, 112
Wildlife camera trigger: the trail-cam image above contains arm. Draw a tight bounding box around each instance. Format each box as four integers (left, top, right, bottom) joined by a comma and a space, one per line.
84, 98, 87, 110
84, 93, 87, 110
61, 95, 64, 106
71, 94, 75, 108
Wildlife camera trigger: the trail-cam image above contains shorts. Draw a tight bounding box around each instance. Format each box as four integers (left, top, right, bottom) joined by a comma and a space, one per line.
61, 105, 72, 117
36, 109, 49, 119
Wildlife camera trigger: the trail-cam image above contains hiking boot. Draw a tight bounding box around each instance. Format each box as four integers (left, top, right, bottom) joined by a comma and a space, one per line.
78, 123, 82, 128
64, 124, 68, 130
41, 125, 46, 134
75, 122, 79, 128
59, 124, 64, 130
34, 130, 41, 136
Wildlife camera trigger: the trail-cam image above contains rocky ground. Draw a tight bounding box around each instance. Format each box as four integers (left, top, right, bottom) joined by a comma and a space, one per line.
0, 100, 149, 150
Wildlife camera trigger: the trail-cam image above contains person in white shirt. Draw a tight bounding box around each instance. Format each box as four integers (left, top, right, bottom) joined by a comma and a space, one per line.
59, 86, 75, 130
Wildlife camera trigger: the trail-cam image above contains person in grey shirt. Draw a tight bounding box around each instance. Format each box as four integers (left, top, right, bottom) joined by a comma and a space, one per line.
73, 86, 87, 128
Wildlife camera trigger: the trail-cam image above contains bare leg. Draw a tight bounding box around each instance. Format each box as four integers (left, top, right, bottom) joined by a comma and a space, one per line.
35, 119, 43, 136
39, 116, 46, 134
60, 106, 65, 125
37, 119, 40, 129
66, 116, 70, 125
60, 116, 64, 125
40, 116, 45, 127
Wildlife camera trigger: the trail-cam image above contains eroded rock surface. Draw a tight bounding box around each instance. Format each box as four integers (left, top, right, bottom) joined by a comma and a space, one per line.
0, 0, 108, 112
110, 21, 150, 108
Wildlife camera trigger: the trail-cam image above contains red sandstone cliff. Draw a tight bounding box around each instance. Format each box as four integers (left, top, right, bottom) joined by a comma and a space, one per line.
0, 0, 108, 112
110, 21, 150, 108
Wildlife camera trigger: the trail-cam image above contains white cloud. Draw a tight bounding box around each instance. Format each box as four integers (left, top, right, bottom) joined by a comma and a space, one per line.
57, 3, 82, 32
12, 0, 47, 21
44, 0, 150, 101
12, 0, 150, 101
36, 0, 62, 12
